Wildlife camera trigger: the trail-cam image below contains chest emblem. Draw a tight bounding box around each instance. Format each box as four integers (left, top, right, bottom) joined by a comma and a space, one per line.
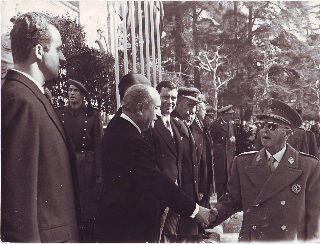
291, 183, 301, 194
288, 157, 294, 164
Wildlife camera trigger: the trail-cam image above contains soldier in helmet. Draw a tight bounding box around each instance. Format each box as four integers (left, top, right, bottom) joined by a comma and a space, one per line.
210, 99, 320, 242
56, 79, 103, 242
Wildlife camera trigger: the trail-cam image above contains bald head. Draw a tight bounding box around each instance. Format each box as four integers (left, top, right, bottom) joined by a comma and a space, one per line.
118, 73, 151, 101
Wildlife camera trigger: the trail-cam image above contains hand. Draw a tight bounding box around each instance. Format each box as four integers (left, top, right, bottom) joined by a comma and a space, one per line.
195, 205, 217, 226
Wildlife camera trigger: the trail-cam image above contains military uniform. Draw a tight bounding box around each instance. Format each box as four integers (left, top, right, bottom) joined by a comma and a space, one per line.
56, 104, 103, 242
213, 145, 320, 241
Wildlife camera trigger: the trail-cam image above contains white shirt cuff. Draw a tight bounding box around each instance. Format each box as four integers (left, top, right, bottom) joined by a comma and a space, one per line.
190, 203, 199, 218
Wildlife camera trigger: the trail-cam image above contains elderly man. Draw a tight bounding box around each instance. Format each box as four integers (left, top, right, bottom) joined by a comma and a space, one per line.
94, 84, 216, 243
2, 12, 79, 242
56, 79, 103, 242
211, 99, 320, 242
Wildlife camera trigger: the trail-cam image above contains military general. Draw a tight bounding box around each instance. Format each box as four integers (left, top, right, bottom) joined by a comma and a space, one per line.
211, 99, 320, 242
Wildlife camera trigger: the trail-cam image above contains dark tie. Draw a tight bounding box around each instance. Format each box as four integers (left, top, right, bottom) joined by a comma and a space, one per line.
268, 156, 277, 173
165, 120, 173, 137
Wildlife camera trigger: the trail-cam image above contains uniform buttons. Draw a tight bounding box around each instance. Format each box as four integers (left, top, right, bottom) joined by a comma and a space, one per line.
280, 201, 286, 206
85, 120, 88, 123
252, 225, 256, 230
194, 164, 196, 167
84, 128, 87, 131
62, 121, 65, 123
81, 151, 84, 153
281, 225, 286, 230
82, 136, 86, 139
194, 180, 197, 183
254, 203, 259, 207
82, 143, 85, 146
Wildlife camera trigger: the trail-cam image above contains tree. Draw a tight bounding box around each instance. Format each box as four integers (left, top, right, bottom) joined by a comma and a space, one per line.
45, 15, 117, 113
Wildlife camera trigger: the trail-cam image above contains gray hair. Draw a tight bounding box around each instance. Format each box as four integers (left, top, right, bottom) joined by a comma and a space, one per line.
122, 84, 155, 113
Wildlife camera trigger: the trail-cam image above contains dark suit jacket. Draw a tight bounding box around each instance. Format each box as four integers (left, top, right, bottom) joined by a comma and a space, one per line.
213, 144, 320, 241
1, 70, 79, 242
287, 127, 309, 153
153, 117, 183, 184
94, 116, 196, 243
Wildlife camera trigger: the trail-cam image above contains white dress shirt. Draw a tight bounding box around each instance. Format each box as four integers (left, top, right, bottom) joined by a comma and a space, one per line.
266, 145, 287, 169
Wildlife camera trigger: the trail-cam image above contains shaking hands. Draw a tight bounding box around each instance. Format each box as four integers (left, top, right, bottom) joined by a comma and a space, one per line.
194, 205, 218, 226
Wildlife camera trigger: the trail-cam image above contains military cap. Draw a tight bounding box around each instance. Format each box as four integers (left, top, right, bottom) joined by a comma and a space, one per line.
206, 105, 215, 115
67, 79, 89, 96
178, 87, 201, 104
218, 104, 234, 114
256, 98, 302, 128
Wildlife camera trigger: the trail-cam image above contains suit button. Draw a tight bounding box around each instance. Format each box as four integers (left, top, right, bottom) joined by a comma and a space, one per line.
280, 201, 286, 206
281, 225, 286, 230
194, 180, 197, 183
252, 225, 256, 230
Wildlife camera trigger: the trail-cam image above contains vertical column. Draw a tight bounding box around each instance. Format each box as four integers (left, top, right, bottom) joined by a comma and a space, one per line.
122, 1, 129, 74
155, 1, 162, 84
112, 1, 120, 109
149, 1, 157, 87
138, 0, 144, 75
144, 1, 151, 81
129, 0, 137, 72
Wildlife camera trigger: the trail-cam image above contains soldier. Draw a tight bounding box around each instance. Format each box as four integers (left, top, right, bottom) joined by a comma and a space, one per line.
56, 79, 103, 242
210, 105, 236, 199
210, 99, 320, 242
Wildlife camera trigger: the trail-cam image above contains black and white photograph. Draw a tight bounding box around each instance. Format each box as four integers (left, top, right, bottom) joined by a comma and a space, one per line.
1, 0, 320, 243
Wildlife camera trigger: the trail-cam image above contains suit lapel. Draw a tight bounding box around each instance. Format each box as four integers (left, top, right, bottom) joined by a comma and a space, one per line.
6, 70, 67, 144
155, 119, 177, 156
253, 145, 302, 206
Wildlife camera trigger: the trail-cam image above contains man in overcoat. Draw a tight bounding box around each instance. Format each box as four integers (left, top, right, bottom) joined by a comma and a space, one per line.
94, 84, 215, 243
2, 12, 79, 242
56, 79, 103, 242
211, 99, 320, 242
210, 105, 236, 199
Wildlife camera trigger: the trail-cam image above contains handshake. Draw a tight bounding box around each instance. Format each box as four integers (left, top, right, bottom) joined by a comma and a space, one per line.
194, 205, 218, 227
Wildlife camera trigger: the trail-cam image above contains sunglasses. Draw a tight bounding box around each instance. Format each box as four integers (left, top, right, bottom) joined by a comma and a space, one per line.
257, 121, 284, 131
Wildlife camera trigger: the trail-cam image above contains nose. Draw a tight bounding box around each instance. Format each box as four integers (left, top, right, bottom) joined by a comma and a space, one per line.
60, 52, 67, 66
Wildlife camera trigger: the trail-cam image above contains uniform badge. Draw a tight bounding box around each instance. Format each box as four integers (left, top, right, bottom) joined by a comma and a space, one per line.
256, 155, 261, 162
291, 183, 301, 194
288, 157, 294, 164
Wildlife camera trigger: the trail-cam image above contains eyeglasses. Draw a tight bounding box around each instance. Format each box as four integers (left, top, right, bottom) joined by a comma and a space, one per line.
258, 121, 283, 131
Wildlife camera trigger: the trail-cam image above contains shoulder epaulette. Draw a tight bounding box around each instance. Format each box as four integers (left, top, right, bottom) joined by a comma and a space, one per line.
299, 152, 320, 161
237, 151, 258, 157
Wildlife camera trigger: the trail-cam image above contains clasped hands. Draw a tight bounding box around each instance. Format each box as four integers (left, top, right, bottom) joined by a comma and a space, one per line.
195, 205, 218, 227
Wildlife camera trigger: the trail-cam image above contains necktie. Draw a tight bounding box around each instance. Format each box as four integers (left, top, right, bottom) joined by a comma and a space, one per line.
268, 156, 277, 173
166, 120, 173, 137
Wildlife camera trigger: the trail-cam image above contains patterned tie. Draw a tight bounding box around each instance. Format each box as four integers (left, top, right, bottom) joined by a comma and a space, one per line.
268, 156, 277, 173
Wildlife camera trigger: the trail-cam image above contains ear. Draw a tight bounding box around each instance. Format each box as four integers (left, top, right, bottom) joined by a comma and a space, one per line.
34, 44, 44, 60
136, 103, 144, 116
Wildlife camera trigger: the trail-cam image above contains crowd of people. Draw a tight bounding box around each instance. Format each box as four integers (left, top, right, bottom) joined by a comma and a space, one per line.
2, 12, 320, 243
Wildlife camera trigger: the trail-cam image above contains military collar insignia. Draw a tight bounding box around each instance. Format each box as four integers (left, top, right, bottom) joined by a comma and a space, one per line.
291, 183, 301, 194
288, 157, 294, 164
256, 155, 261, 162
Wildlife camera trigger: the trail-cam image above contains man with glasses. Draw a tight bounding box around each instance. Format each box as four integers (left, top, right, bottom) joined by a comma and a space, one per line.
210, 99, 320, 242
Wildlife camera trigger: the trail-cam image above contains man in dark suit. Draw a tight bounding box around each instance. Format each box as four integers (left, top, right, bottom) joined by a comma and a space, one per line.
2, 12, 79, 242
94, 84, 215, 243
210, 105, 236, 199
211, 99, 320, 242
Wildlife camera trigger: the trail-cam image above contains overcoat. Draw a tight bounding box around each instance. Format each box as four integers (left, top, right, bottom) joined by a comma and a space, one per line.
171, 111, 200, 236
1, 70, 79, 242
94, 116, 196, 243
213, 144, 320, 242
287, 127, 309, 153
306, 130, 320, 159
210, 117, 236, 183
